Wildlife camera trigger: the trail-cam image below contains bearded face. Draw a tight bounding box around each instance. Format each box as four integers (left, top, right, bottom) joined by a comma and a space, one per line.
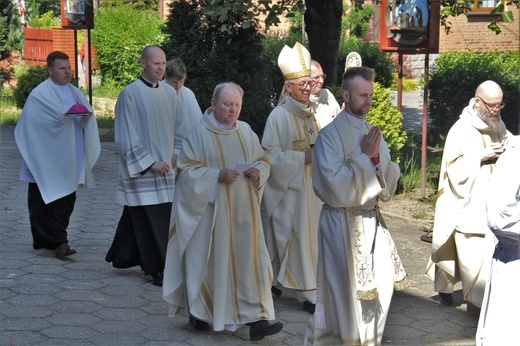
475, 103, 503, 134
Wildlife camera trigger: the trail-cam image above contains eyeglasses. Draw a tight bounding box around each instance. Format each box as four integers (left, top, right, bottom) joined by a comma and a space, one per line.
288, 81, 315, 90
311, 74, 326, 82
476, 96, 505, 111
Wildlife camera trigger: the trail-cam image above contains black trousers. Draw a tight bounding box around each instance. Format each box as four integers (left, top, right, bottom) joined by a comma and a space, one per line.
106, 203, 172, 275
28, 183, 76, 250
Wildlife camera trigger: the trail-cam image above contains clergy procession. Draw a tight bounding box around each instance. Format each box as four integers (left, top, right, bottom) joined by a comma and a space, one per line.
7, 43, 517, 345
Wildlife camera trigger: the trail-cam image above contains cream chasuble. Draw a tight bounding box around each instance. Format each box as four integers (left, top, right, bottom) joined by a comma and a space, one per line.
304, 111, 407, 346
163, 113, 274, 331
427, 101, 511, 307
262, 95, 330, 294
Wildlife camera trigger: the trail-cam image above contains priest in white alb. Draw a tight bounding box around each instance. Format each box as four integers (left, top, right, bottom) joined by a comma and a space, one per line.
15, 51, 100, 260
476, 136, 520, 345
304, 66, 407, 346
163, 82, 283, 342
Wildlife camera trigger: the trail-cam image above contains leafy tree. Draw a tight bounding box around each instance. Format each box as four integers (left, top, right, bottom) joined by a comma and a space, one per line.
0, 0, 23, 60
343, 3, 374, 38
163, 0, 275, 136
198, 0, 518, 93
440, 0, 518, 35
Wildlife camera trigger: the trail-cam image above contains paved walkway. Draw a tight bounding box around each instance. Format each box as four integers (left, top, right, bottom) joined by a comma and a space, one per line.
1, 124, 477, 346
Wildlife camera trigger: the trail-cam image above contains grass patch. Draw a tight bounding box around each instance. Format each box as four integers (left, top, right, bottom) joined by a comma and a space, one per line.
92, 83, 122, 99
398, 135, 443, 196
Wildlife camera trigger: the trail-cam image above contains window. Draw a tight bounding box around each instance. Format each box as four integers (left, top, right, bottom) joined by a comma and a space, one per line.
470, 0, 502, 12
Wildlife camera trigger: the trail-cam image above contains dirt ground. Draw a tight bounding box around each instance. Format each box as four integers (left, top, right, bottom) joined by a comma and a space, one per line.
380, 186, 436, 228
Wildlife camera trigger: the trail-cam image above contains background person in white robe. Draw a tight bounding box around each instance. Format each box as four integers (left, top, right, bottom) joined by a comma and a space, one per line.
427, 80, 512, 307
304, 66, 407, 346
310, 60, 341, 122
105, 46, 178, 287
261, 43, 329, 314
14, 51, 100, 259
163, 82, 283, 341
476, 136, 520, 345
163, 57, 203, 160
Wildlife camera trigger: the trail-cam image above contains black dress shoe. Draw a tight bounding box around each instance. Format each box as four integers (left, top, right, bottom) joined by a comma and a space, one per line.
189, 315, 211, 331
439, 292, 454, 306
271, 285, 282, 296
302, 301, 316, 314
55, 243, 76, 259
249, 320, 283, 341
151, 272, 163, 287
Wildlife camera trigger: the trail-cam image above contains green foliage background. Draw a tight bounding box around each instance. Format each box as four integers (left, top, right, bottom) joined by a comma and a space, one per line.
162, 0, 274, 136
368, 83, 408, 162
27, 11, 60, 28
12, 65, 49, 108
92, 4, 164, 88
428, 51, 520, 141
0, 0, 23, 61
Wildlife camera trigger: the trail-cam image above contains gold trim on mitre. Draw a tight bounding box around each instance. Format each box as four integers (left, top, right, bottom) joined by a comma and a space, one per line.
278, 42, 311, 80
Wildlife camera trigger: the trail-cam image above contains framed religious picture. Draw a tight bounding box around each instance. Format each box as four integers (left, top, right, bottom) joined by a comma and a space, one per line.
379, 0, 439, 53
60, 0, 94, 29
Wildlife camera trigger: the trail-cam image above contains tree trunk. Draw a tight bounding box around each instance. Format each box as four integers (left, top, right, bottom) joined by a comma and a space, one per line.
304, 0, 343, 87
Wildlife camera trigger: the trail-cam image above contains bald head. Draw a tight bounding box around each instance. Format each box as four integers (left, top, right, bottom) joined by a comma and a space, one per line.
140, 46, 166, 83
475, 80, 503, 102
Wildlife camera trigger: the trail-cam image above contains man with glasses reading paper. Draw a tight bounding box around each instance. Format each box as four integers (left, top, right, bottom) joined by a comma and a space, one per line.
427, 80, 513, 308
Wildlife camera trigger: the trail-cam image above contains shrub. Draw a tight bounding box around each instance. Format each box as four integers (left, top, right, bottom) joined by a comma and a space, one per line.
162, 0, 274, 136
27, 11, 59, 28
390, 73, 420, 92
429, 51, 519, 142
92, 4, 164, 88
13, 64, 49, 108
367, 83, 408, 162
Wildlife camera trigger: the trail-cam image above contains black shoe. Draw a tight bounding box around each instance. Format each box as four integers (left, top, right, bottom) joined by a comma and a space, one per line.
189, 315, 211, 331
439, 292, 453, 306
151, 272, 163, 287
271, 285, 282, 296
249, 320, 283, 341
302, 301, 316, 314
55, 243, 76, 259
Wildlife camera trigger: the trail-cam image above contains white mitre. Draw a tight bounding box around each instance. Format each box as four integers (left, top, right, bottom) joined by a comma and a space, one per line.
277, 42, 311, 81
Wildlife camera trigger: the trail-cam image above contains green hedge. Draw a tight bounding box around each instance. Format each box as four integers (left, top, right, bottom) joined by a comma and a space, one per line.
92, 4, 164, 88
428, 51, 519, 141
13, 65, 49, 109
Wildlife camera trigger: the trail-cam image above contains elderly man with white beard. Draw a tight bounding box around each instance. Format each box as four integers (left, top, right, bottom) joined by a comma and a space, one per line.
427, 80, 514, 307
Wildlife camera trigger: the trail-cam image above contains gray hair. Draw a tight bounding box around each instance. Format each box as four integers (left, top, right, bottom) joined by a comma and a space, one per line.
212, 82, 244, 101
